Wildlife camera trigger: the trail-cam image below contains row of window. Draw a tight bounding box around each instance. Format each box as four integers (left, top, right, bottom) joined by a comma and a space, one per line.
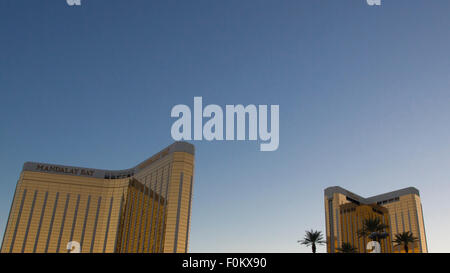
340, 207, 356, 214
377, 197, 400, 205
104, 172, 134, 179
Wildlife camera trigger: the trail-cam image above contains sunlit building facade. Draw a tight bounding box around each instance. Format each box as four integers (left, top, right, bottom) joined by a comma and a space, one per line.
324, 186, 427, 253
1, 142, 195, 253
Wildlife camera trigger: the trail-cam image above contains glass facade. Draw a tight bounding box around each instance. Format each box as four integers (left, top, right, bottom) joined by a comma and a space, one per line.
0, 142, 195, 253
324, 186, 428, 253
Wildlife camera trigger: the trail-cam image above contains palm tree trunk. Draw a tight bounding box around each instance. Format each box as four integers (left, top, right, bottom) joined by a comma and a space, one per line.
312, 243, 316, 253
404, 244, 409, 253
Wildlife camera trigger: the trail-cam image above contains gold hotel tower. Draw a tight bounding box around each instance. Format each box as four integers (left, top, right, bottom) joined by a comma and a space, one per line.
1, 142, 195, 253
324, 186, 427, 253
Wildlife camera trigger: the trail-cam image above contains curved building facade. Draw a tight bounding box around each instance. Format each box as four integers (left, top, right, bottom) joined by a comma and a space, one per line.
324, 186, 428, 253
1, 142, 195, 253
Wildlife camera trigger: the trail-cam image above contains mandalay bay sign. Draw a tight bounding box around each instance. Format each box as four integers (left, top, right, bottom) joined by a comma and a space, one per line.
34, 164, 95, 177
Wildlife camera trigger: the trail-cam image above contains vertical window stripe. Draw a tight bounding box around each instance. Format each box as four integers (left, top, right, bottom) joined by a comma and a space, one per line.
152, 172, 163, 253
147, 174, 156, 252
80, 195, 91, 252
120, 190, 132, 253
173, 172, 184, 253
21, 190, 38, 253
90, 196, 102, 253
44, 192, 59, 253
142, 174, 152, 253
136, 177, 148, 252
159, 165, 171, 252
103, 197, 114, 253
184, 175, 194, 253
68, 194, 81, 245
124, 190, 135, 252
130, 189, 142, 252
114, 195, 124, 253
33, 191, 49, 253
9, 189, 27, 253
56, 193, 71, 253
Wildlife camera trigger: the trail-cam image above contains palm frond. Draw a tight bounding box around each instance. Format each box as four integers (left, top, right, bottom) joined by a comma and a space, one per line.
336, 242, 358, 253
393, 231, 418, 246
298, 230, 326, 246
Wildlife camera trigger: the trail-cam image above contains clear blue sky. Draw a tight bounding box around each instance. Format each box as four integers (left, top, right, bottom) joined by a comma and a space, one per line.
0, 0, 449, 252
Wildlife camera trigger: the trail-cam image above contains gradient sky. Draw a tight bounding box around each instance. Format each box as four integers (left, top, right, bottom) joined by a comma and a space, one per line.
0, 0, 449, 252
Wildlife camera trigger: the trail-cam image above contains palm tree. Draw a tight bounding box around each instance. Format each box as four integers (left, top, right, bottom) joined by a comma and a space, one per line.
357, 217, 389, 252
357, 224, 369, 253
393, 231, 418, 253
298, 230, 326, 253
336, 242, 358, 253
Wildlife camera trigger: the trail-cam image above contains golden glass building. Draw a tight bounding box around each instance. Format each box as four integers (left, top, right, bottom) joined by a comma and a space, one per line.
1, 142, 195, 253
325, 186, 428, 253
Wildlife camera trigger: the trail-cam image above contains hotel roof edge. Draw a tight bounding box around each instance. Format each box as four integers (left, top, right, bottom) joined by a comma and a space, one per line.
366, 187, 420, 203
324, 186, 366, 202
21, 141, 194, 175
324, 186, 420, 204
